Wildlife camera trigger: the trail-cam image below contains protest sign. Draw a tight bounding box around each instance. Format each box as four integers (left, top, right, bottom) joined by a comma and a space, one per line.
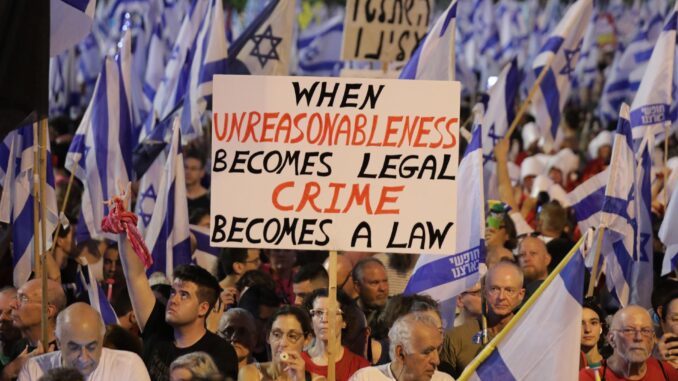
341, 0, 432, 63
211, 75, 460, 254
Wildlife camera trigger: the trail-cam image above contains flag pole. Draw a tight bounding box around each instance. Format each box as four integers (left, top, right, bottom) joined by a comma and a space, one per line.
32, 121, 42, 278
586, 227, 605, 298
503, 54, 557, 141
327, 250, 338, 381
664, 122, 669, 207
39, 117, 50, 351
49, 153, 80, 260
457, 235, 586, 381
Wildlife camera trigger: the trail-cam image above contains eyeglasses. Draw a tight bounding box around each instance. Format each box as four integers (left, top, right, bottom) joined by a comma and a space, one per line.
486, 286, 520, 298
219, 326, 249, 341
245, 257, 261, 265
613, 327, 654, 338
14, 294, 39, 306
310, 309, 343, 319
269, 329, 304, 344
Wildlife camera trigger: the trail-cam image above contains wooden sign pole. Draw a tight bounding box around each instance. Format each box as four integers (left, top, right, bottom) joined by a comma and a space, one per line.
327, 250, 338, 381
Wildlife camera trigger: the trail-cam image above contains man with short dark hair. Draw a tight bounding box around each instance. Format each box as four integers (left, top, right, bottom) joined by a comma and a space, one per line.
580, 305, 678, 380
118, 231, 238, 381
218, 248, 261, 290
292, 263, 328, 306
441, 261, 525, 377
352, 258, 389, 331
237, 284, 280, 363
184, 149, 209, 217
18, 303, 150, 380
658, 291, 678, 370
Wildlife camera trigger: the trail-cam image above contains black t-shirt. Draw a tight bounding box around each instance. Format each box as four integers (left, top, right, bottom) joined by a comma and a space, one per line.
142, 300, 238, 381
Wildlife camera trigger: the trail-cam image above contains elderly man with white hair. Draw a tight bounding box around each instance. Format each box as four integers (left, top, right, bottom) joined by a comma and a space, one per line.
18, 303, 150, 381
350, 312, 453, 381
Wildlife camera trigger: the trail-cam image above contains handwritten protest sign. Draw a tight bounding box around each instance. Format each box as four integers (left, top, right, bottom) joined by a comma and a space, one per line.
341, 0, 432, 63
210, 75, 460, 254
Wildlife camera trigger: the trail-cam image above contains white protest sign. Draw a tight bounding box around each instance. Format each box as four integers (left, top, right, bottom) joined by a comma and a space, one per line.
210, 75, 460, 254
341, 0, 432, 63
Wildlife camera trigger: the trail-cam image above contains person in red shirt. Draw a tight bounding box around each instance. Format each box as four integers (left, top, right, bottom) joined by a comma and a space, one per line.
580, 305, 678, 381
302, 288, 369, 381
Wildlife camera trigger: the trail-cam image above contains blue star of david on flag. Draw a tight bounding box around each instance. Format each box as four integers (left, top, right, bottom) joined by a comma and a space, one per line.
560, 40, 582, 81
483, 123, 503, 165
250, 25, 282, 68
138, 185, 158, 227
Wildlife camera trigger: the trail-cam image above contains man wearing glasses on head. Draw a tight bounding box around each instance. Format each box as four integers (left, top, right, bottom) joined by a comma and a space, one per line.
580, 305, 678, 381
440, 262, 525, 378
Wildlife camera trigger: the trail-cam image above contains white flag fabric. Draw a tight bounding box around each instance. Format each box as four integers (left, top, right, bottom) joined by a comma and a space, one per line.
530, 0, 593, 145
400, 0, 457, 81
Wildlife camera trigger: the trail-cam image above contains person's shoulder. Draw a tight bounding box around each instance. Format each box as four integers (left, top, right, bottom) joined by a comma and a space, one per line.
100, 349, 150, 379
238, 363, 261, 380
349, 366, 389, 381
652, 358, 678, 379
577, 367, 597, 381
28, 351, 61, 369
445, 319, 479, 339
103, 348, 145, 363
432, 370, 455, 381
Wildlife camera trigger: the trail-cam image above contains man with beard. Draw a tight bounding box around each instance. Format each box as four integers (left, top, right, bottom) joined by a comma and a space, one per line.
352, 258, 389, 332
580, 305, 678, 380
516, 236, 551, 302
440, 261, 525, 377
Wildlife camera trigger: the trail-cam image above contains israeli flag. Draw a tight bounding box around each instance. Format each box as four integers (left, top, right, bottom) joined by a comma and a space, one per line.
629, 3, 678, 142
133, 114, 173, 238
463, 238, 585, 381
76, 264, 119, 325
225, 0, 295, 76
142, 23, 167, 111
475, 0, 500, 78
598, 46, 628, 124
144, 119, 191, 276
659, 177, 678, 275
296, 13, 344, 77
65, 55, 134, 243
0, 124, 59, 287
481, 58, 520, 200
566, 168, 608, 233
400, 0, 457, 81
599, 103, 652, 307
51, 0, 96, 57
496, 1, 528, 66
142, 0, 210, 142
181, 0, 229, 141
575, 10, 600, 91
530, 0, 592, 145
404, 111, 485, 329
190, 225, 220, 276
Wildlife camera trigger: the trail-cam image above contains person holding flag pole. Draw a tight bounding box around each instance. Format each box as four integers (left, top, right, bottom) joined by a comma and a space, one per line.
456, 234, 588, 381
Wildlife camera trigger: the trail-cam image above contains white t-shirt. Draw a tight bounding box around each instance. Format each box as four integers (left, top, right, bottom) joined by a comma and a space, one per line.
349, 363, 455, 381
18, 348, 150, 381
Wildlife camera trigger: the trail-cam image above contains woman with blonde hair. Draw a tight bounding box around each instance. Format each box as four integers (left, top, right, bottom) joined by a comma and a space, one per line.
170, 352, 223, 381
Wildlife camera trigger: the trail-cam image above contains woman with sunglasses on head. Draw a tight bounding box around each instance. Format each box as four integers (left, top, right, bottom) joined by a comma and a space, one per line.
238, 306, 312, 381
302, 289, 370, 381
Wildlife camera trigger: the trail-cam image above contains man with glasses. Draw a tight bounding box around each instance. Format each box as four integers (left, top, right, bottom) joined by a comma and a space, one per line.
454, 282, 482, 327
350, 312, 453, 381
0, 288, 20, 372
580, 305, 678, 380
440, 261, 525, 377
292, 263, 328, 306
1, 280, 66, 381
324, 254, 359, 300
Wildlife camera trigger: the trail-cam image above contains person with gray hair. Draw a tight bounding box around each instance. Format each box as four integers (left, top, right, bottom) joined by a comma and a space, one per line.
349, 313, 454, 381
18, 303, 150, 381
352, 258, 389, 332
169, 352, 223, 381
217, 308, 257, 370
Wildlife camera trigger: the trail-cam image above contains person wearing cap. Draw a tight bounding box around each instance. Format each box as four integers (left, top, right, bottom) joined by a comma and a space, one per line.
582, 130, 612, 181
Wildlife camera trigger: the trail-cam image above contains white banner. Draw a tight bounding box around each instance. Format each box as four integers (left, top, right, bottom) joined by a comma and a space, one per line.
211, 75, 460, 254
341, 0, 432, 63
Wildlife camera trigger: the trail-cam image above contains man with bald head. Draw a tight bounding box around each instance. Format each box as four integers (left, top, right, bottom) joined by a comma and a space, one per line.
516, 236, 551, 301
18, 303, 150, 381
1, 280, 66, 381
580, 305, 678, 380
440, 261, 525, 377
